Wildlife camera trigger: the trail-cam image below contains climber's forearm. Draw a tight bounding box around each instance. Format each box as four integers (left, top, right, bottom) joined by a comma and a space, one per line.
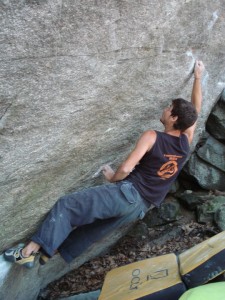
191, 77, 202, 114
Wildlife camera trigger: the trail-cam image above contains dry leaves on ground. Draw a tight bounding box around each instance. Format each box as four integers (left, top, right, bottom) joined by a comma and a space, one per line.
44, 220, 219, 299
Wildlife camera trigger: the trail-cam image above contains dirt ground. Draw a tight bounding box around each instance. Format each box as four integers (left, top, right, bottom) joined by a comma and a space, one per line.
43, 217, 220, 299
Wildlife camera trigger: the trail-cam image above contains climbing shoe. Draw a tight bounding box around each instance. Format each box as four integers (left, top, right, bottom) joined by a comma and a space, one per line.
3, 243, 35, 269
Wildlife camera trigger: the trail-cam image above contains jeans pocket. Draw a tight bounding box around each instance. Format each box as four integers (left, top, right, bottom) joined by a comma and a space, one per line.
120, 182, 137, 204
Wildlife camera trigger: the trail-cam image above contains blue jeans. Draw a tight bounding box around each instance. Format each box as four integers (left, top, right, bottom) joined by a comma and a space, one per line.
31, 181, 150, 263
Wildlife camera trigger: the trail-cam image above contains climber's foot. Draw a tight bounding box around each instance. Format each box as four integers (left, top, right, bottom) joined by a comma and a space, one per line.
3, 243, 35, 269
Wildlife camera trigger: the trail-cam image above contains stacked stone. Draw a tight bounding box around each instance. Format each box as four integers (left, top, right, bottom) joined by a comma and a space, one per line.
180, 89, 225, 230
184, 89, 225, 191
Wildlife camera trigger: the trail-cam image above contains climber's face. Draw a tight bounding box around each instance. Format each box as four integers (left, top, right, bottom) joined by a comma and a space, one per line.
160, 103, 173, 125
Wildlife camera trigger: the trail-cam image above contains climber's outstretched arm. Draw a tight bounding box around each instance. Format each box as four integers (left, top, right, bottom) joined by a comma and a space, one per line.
183, 60, 205, 144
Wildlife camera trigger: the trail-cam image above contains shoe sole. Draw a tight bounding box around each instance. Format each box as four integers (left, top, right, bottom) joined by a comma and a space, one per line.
17, 255, 35, 268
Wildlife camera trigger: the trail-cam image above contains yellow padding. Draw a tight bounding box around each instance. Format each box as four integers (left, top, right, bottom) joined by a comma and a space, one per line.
179, 230, 225, 286
179, 230, 225, 274
99, 253, 183, 300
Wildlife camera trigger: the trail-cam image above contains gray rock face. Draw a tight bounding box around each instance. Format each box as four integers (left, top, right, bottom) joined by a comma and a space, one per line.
214, 206, 225, 231
1, 0, 225, 299
144, 200, 181, 227
197, 135, 225, 172
206, 90, 225, 141
186, 153, 225, 191
176, 190, 207, 210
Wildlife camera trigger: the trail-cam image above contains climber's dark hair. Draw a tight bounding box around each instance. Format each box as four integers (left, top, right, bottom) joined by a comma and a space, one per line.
171, 98, 198, 131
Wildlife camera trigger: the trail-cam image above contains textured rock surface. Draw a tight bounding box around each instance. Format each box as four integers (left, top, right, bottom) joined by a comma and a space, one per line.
206, 89, 225, 141
144, 199, 182, 227
214, 206, 225, 230
1, 0, 225, 299
186, 153, 225, 190
197, 135, 225, 172
60, 290, 101, 300
184, 90, 225, 190
197, 196, 225, 223
176, 190, 207, 210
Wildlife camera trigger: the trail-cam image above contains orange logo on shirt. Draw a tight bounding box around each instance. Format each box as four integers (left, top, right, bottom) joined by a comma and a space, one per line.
157, 154, 182, 179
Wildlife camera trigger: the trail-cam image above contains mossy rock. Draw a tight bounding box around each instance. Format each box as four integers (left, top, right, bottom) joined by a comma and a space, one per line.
197, 196, 225, 223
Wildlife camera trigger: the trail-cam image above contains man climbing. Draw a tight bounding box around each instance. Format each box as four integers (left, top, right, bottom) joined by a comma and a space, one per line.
4, 60, 205, 268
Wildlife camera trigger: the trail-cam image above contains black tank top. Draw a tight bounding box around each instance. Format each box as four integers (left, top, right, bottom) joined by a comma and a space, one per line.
127, 131, 190, 207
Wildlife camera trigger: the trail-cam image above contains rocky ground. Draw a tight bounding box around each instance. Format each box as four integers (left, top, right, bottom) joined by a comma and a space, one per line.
41, 208, 220, 299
